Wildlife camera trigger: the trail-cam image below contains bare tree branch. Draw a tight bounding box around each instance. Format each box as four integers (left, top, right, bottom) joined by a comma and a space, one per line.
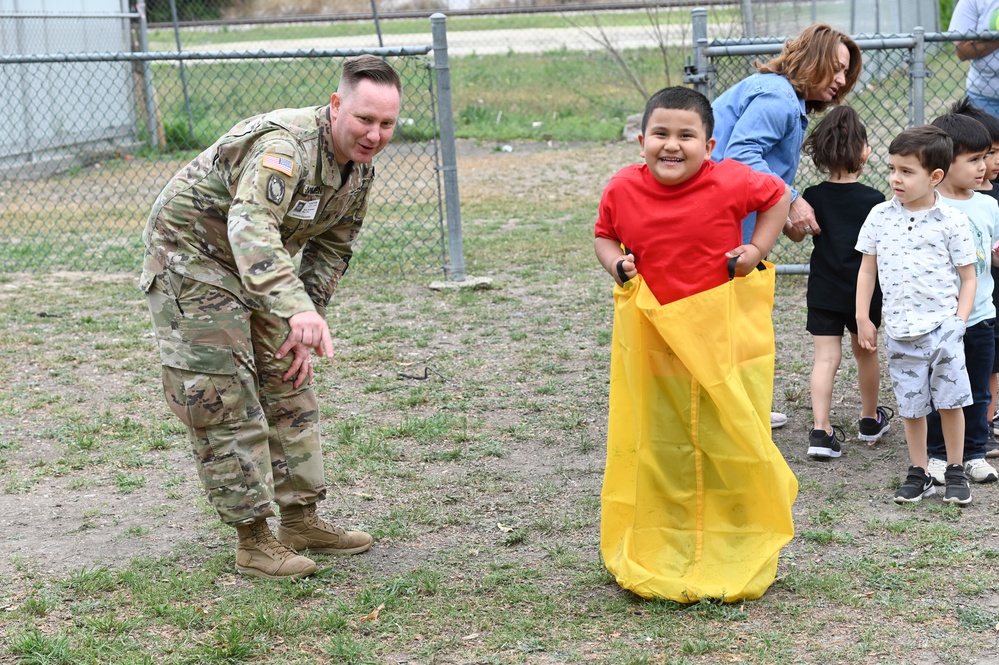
563, 12, 649, 99
644, 2, 671, 86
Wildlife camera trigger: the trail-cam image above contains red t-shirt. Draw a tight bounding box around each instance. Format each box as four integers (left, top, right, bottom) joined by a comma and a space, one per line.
594, 159, 784, 305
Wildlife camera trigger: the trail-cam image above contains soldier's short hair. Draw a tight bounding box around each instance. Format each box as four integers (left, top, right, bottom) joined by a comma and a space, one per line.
339, 54, 402, 96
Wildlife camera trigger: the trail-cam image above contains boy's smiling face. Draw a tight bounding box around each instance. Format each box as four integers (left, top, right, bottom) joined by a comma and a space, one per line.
638, 107, 716, 187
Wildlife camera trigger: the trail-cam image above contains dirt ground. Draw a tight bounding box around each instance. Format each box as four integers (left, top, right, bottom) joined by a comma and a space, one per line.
4, 138, 999, 624
0, 139, 634, 587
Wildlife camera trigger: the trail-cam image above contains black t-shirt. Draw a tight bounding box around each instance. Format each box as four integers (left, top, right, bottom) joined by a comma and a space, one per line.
803, 181, 886, 317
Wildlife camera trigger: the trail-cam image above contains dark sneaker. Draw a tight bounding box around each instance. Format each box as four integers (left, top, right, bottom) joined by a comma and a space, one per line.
807, 426, 845, 459
858, 405, 894, 443
893, 466, 936, 504
943, 464, 972, 505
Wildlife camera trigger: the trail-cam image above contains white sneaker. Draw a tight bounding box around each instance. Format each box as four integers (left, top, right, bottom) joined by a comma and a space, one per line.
927, 458, 946, 486
965, 458, 999, 483
770, 412, 788, 429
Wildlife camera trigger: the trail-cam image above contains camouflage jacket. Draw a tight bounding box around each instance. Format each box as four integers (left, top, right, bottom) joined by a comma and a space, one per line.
140, 105, 373, 318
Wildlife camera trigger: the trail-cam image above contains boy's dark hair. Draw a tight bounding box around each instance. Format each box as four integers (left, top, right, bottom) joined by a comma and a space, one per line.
641, 86, 713, 137
952, 96, 999, 143
930, 111, 991, 156
802, 105, 867, 175
888, 125, 953, 176
339, 54, 402, 96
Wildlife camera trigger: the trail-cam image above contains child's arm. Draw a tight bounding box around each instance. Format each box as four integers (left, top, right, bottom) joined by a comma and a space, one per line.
726, 185, 792, 276
595, 237, 637, 286
856, 253, 879, 351
956, 263, 976, 322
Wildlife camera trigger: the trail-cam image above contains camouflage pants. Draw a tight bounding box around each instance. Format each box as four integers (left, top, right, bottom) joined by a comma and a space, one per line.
146, 270, 326, 525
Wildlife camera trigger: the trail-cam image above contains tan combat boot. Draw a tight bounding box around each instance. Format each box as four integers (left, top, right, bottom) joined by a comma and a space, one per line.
277, 503, 373, 555
234, 519, 318, 579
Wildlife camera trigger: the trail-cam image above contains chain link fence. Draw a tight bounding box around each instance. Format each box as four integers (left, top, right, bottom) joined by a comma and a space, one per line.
692, 21, 988, 270
5, 3, 994, 276
145, 3, 740, 59
742, 0, 939, 38
142, 0, 942, 62
145, 0, 735, 29
1, 10, 456, 278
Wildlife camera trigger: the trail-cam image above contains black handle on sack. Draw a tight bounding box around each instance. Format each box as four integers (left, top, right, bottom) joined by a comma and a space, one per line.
616, 259, 629, 284
727, 257, 767, 281
617, 247, 634, 284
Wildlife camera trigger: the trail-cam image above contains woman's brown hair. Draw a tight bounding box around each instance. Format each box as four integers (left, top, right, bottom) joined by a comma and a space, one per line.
757, 23, 861, 114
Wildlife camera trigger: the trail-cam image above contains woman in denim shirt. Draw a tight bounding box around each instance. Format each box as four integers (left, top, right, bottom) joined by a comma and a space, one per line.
712, 23, 861, 430
712, 23, 862, 245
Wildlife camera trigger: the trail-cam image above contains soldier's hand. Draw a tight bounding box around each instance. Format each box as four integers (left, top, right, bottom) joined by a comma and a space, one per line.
277, 310, 334, 361
282, 343, 314, 389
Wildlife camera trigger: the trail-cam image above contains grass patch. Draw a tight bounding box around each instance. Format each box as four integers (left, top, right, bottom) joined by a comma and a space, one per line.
3, 136, 997, 665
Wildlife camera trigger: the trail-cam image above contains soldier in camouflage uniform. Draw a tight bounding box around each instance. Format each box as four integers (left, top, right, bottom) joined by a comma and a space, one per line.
140, 55, 402, 579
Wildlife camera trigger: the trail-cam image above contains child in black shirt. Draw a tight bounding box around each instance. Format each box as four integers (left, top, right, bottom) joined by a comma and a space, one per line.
797, 106, 893, 459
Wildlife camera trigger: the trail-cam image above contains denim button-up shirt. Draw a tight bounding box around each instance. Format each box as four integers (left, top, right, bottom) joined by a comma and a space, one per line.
711, 73, 807, 243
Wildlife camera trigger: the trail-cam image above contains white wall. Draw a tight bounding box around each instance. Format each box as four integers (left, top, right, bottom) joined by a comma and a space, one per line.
0, 0, 137, 175
749, 0, 940, 38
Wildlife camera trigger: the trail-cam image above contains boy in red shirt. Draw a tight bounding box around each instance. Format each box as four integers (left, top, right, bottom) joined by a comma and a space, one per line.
595, 86, 790, 300
594, 86, 793, 602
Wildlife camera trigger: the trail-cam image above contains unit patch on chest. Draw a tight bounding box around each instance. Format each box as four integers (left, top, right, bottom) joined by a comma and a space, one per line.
266, 174, 285, 205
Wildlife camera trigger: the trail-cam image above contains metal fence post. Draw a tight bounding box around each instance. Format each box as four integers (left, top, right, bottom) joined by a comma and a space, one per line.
430, 13, 466, 282
169, 0, 195, 141
912, 26, 926, 126
740, 0, 755, 38
370, 0, 384, 47
686, 8, 710, 98
135, 2, 161, 148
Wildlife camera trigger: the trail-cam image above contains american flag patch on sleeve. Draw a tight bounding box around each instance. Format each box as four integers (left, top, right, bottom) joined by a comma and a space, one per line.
261, 153, 294, 177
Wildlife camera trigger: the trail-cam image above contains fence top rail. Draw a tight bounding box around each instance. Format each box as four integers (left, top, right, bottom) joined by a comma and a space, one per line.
703, 36, 918, 57
703, 29, 999, 57
0, 12, 138, 19
0, 45, 432, 65
928, 29, 999, 43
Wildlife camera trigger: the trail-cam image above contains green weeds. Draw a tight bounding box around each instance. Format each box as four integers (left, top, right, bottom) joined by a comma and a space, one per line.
2, 140, 997, 665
